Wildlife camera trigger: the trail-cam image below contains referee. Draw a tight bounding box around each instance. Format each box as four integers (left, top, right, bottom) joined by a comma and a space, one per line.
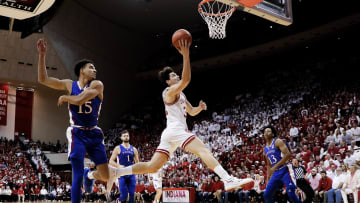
292, 158, 314, 203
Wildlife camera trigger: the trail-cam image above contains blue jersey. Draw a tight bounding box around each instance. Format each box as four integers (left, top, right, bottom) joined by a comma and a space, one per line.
118, 144, 135, 167
264, 138, 282, 167
68, 81, 102, 127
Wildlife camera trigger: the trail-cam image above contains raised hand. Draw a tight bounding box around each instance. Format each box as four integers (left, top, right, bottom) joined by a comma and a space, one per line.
37, 38, 47, 55
176, 39, 190, 56
199, 100, 207, 111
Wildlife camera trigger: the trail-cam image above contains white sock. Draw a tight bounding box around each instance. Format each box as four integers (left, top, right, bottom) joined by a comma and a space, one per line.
117, 166, 133, 176
87, 171, 95, 179
214, 165, 230, 180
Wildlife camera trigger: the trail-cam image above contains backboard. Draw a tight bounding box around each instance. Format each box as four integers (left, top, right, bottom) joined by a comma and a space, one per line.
216, 0, 293, 26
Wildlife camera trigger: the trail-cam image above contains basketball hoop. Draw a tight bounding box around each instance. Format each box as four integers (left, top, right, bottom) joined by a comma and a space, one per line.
198, 0, 236, 39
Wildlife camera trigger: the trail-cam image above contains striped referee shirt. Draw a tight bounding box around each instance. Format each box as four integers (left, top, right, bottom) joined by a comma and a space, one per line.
293, 166, 306, 180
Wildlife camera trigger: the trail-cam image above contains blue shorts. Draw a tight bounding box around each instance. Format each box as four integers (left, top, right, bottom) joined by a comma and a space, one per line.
264, 166, 297, 195
66, 127, 108, 166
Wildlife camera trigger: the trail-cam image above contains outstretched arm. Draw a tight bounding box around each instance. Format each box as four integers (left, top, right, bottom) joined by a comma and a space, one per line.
186, 100, 207, 116
57, 80, 103, 106
165, 40, 191, 101
37, 39, 72, 92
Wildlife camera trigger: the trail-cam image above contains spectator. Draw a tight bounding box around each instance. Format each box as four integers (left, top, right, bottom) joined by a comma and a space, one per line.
34, 185, 40, 201
290, 124, 299, 142
212, 176, 226, 203
0, 186, 6, 201
327, 164, 337, 180
143, 180, 156, 202
300, 145, 312, 164
40, 186, 48, 200
135, 181, 145, 202
308, 168, 321, 191
3, 186, 11, 202
315, 170, 332, 203
200, 177, 214, 203
11, 187, 18, 202
29, 186, 36, 201
343, 127, 353, 145
18, 186, 25, 202
352, 121, 360, 146
327, 167, 345, 203
341, 165, 360, 203
253, 175, 266, 202
198, 179, 207, 203
327, 142, 339, 158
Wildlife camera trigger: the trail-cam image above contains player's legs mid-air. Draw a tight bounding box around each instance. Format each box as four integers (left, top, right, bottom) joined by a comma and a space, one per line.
115, 131, 253, 192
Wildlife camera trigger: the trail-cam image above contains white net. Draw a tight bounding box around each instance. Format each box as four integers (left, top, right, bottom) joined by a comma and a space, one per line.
198, 0, 235, 39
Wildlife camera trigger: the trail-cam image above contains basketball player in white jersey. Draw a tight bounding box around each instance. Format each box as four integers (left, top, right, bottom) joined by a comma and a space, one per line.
110, 39, 253, 191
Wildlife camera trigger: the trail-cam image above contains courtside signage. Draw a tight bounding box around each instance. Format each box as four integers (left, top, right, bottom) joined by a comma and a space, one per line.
163, 189, 189, 202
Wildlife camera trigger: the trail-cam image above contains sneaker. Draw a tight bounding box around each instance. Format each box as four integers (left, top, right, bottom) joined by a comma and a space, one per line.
83, 167, 94, 193
223, 177, 254, 191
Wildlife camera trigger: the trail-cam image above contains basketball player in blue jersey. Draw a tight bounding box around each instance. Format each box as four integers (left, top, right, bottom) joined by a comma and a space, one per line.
37, 39, 117, 203
262, 125, 301, 203
108, 130, 139, 203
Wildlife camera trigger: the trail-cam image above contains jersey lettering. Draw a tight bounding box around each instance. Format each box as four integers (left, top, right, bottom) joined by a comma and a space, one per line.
78, 101, 93, 114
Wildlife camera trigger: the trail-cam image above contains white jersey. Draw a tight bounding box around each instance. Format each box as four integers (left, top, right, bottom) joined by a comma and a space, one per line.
163, 88, 188, 129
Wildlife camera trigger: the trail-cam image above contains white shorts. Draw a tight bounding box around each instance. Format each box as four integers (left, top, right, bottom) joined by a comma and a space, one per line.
155, 127, 196, 159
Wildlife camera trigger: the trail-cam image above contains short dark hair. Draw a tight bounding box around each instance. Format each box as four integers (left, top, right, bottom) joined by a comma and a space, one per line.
263, 125, 277, 137
74, 59, 94, 78
320, 170, 326, 174
158, 67, 174, 84
121, 130, 129, 136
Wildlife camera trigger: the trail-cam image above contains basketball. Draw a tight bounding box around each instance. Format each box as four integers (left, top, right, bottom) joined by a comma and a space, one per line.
172, 29, 192, 49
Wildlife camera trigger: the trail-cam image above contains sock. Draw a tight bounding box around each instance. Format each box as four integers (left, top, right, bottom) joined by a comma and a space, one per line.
88, 171, 95, 179
117, 166, 133, 176
214, 165, 230, 180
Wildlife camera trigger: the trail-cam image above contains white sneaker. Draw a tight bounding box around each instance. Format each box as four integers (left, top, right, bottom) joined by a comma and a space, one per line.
223, 177, 254, 191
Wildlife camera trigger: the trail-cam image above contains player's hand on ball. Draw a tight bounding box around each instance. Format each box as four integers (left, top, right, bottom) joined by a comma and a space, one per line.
57, 95, 67, 106
37, 38, 47, 54
200, 100, 207, 110
176, 39, 190, 56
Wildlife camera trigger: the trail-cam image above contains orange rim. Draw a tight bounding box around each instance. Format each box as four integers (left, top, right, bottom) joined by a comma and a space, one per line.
198, 0, 236, 17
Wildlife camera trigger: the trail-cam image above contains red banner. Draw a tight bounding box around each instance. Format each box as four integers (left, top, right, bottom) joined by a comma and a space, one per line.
0, 85, 8, 126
